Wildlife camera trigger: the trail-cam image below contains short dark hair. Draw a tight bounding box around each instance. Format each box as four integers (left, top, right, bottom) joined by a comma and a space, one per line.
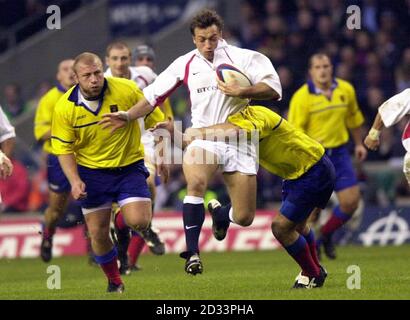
189, 9, 224, 36
308, 53, 331, 69
106, 41, 131, 57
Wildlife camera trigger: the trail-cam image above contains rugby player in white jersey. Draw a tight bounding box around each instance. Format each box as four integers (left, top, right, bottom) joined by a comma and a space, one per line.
100, 9, 282, 275
365, 89, 410, 184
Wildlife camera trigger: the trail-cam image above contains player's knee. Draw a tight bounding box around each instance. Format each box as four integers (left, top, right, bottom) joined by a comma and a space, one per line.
234, 214, 253, 227
47, 204, 65, 217
295, 223, 309, 235
187, 176, 207, 195
271, 216, 292, 237
230, 205, 255, 226
271, 219, 283, 237
126, 216, 150, 232
90, 228, 110, 244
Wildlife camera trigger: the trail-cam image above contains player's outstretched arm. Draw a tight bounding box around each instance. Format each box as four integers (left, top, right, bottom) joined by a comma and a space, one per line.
99, 97, 154, 134
364, 112, 384, 151
151, 117, 191, 150
185, 123, 243, 145
217, 79, 279, 100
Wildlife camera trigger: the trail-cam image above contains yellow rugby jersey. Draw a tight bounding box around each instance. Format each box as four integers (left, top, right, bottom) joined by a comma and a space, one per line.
34, 84, 67, 154
288, 78, 364, 148
228, 106, 324, 180
51, 77, 160, 169
144, 106, 165, 130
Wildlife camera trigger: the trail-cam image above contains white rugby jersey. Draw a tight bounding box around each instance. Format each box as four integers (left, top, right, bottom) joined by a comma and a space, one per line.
104, 66, 157, 90
143, 39, 282, 128
0, 105, 16, 143
378, 88, 410, 151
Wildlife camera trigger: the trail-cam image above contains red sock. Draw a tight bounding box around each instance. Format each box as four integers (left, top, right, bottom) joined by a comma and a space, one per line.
128, 234, 145, 266
42, 225, 55, 240
284, 235, 320, 277
304, 230, 320, 267
100, 259, 122, 285
321, 206, 351, 236
115, 211, 128, 231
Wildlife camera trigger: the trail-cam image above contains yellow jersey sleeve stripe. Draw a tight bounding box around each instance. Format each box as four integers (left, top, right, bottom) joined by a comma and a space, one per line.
51, 136, 75, 144
73, 121, 99, 129
272, 117, 283, 131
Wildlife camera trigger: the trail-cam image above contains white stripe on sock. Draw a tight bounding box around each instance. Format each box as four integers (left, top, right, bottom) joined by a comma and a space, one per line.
183, 196, 204, 204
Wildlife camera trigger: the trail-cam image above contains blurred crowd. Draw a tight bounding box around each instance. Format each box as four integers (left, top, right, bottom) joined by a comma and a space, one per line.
1, 0, 410, 213
0, 0, 85, 53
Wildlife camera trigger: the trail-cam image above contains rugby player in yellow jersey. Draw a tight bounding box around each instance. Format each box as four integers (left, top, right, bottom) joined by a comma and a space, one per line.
34, 59, 77, 263
51, 53, 167, 293
288, 53, 367, 260
146, 70, 335, 288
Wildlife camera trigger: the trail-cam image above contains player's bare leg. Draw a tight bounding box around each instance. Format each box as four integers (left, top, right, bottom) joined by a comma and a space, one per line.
138, 171, 165, 256
109, 200, 153, 277
120, 200, 152, 233
207, 172, 256, 241
40, 190, 70, 262
85, 208, 124, 293
224, 172, 256, 225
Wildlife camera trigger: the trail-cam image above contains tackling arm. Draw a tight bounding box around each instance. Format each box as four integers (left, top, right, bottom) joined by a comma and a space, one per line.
217, 80, 279, 100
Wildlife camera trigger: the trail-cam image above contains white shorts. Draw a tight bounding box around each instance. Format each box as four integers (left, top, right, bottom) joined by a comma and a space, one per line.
185, 139, 257, 175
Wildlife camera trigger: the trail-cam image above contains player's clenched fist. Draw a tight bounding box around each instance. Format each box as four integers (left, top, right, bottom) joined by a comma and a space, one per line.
71, 179, 87, 200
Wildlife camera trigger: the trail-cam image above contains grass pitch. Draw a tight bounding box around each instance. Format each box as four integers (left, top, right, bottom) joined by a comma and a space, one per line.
1, 245, 409, 300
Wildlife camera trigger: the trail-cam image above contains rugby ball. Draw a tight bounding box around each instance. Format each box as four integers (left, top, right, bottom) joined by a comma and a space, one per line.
216, 64, 252, 87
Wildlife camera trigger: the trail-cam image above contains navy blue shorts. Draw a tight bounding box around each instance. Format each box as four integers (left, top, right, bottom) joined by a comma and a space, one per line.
280, 155, 336, 223
326, 144, 358, 191
77, 160, 151, 209
47, 154, 71, 193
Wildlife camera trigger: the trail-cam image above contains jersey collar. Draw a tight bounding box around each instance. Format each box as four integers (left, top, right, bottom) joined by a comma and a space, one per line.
195, 38, 228, 59
68, 79, 108, 116
307, 78, 338, 95
56, 83, 67, 93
